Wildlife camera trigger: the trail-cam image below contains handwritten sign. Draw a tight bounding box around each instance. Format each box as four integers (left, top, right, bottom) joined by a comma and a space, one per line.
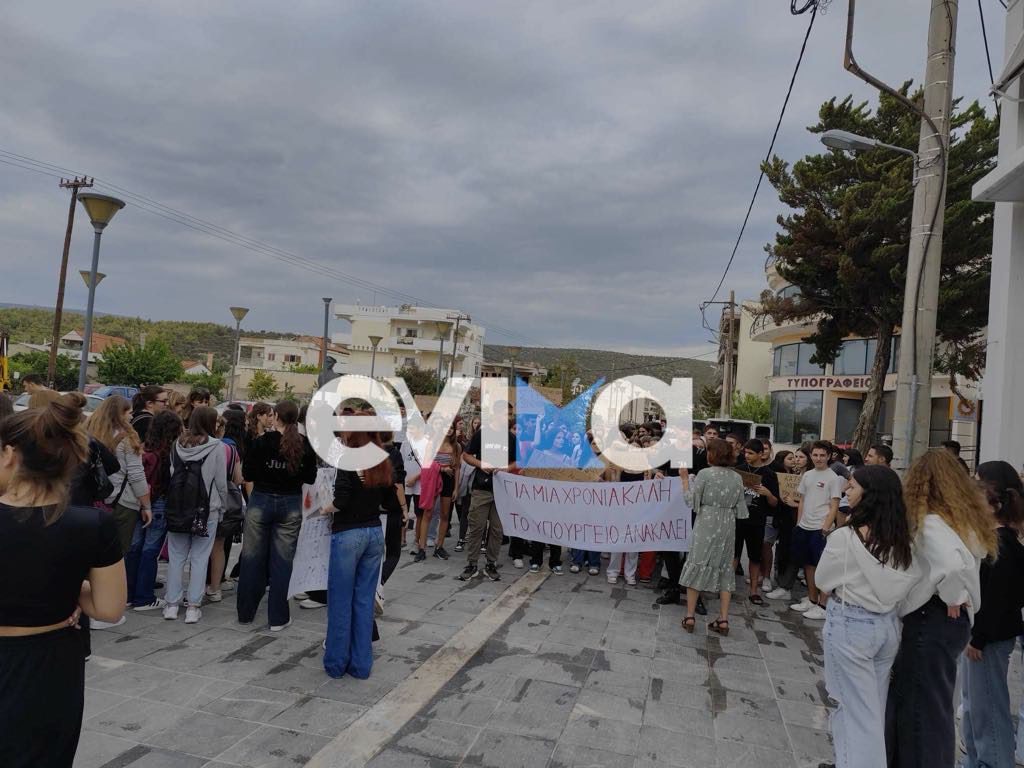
777, 472, 801, 506
732, 469, 763, 489
287, 467, 341, 599
493, 473, 691, 552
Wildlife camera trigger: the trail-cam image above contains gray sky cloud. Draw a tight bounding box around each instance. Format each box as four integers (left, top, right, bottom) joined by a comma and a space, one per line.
0, 1, 998, 358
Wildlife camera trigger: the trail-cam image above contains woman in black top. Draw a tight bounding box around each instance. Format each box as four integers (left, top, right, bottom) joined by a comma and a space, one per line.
322, 420, 400, 679
959, 461, 1024, 768
237, 400, 318, 630
0, 393, 126, 768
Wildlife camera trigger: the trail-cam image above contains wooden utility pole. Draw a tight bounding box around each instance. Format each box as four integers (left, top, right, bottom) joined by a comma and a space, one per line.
49, 176, 93, 386
446, 312, 470, 379
719, 290, 736, 418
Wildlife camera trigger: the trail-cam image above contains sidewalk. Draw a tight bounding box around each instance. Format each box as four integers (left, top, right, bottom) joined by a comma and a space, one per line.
76, 551, 933, 768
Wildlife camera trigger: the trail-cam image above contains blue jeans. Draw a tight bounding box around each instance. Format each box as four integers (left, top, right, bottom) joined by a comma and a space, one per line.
125, 499, 167, 606
236, 491, 302, 627
823, 599, 900, 768
571, 549, 601, 568
324, 526, 384, 679
961, 637, 1016, 768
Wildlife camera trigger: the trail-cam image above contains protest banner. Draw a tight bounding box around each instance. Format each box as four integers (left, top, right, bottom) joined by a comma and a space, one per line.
288, 467, 340, 598
777, 473, 801, 506
732, 469, 763, 489
492, 472, 691, 552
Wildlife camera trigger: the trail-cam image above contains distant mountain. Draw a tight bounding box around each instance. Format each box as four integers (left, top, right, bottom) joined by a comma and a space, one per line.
484, 344, 716, 393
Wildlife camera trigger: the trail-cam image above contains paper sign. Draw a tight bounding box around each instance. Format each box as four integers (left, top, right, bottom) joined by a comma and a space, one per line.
287, 467, 339, 598
493, 473, 691, 552
732, 469, 763, 489
777, 473, 801, 506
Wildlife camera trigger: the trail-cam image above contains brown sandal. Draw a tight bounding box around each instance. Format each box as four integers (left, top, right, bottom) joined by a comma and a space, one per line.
681, 616, 696, 633
709, 618, 730, 637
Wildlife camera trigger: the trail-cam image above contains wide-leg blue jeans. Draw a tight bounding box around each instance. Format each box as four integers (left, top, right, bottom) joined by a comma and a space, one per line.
323, 526, 384, 679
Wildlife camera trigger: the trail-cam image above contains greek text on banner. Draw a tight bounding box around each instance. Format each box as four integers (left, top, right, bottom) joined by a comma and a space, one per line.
493, 473, 691, 552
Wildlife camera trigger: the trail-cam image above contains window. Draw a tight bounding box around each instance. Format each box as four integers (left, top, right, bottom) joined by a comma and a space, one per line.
284, 354, 300, 363
776, 284, 801, 300
773, 343, 823, 376
403, 357, 416, 368
266, 353, 276, 362
403, 329, 418, 338
771, 391, 823, 444
834, 337, 900, 375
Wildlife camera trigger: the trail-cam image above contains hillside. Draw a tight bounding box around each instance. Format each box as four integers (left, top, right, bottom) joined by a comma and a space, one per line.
484, 344, 717, 393
0, 306, 295, 367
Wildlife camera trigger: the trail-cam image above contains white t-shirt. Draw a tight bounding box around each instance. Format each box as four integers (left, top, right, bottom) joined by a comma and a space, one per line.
797, 468, 845, 531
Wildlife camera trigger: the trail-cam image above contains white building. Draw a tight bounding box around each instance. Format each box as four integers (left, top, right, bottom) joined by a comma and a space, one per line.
971, 2, 1024, 467
333, 304, 484, 379
237, 336, 343, 373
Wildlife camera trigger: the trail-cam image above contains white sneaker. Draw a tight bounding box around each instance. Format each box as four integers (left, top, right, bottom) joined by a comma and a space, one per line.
298, 599, 326, 609
803, 605, 826, 620
427, 538, 436, 547
513, 558, 524, 569
790, 597, 812, 612
204, 589, 223, 603
270, 619, 292, 632
766, 588, 792, 600
134, 598, 166, 612
762, 578, 773, 593
91, 616, 127, 629
184, 606, 202, 624
293, 592, 309, 601
588, 567, 600, 576
374, 591, 384, 617
607, 574, 619, 584
625, 576, 637, 586
569, 564, 581, 573
163, 604, 179, 621
221, 580, 236, 593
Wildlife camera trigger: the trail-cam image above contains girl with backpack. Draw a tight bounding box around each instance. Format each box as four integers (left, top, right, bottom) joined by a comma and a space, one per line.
128, 410, 183, 611
238, 400, 317, 631
162, 406, 228, 624
204, 413, 245, 603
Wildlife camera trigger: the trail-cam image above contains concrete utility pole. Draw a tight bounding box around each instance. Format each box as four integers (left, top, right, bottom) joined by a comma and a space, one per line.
49, 176, 93, 387
891, 0, 957, 469
720, 290, 735, 418
446, 312, 470, 380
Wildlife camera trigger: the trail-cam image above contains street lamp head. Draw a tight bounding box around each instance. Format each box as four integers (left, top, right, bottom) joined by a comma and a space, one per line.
229, 306, 249, 324
820, 129, 879, 153
322, 297, 332, 305
368, 334, 383, 349
77, 192, 125, 231
79, 270, 106, 288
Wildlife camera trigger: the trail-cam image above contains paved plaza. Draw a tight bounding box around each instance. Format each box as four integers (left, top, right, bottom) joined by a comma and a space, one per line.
75, 551, 846, 768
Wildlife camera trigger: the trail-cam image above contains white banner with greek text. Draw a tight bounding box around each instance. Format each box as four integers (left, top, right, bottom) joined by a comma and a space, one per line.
492, 473, 691, 552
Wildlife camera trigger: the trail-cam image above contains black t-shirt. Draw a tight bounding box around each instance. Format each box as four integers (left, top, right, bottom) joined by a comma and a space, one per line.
69, 438, 121, 506
131, 411, 153, 442
242, 431, 319, 495
736, 462, 780, 524
465, 427, 517, 492
0, 502, 122, 626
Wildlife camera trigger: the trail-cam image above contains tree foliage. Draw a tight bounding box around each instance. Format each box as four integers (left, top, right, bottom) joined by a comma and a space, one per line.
247, 370, 279, 400
10, 351, 78, 391
696, 384, 720, 419
540, 356, 581, 403
394, 365, 440, 396
760, 85, 997, 451
97, 341, 183, 386
181, 371, 227, 399
730, 391, 771, 424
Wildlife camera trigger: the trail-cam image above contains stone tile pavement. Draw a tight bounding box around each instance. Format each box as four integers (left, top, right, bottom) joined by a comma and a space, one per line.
85, 548, 1023, 768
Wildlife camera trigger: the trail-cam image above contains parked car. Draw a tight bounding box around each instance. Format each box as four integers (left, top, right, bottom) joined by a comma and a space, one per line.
215, 400, 257, 414
90, 385, 140, 401
13, 393, 104, 415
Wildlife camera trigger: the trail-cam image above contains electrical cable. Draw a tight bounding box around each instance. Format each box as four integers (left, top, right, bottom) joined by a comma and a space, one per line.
978, 0, 1002, 117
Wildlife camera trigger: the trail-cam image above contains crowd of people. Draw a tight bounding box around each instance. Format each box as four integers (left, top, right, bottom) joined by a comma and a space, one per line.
1, 381, 1023, 768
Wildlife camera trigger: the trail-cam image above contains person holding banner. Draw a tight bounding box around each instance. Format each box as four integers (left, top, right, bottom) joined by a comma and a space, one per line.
678, 438, 748, 637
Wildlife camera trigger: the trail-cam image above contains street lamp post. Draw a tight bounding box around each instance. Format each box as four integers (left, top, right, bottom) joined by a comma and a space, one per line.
368, 335, 383, 379
321, 298, 332, 377
435, 321, 452, 395
228, 306, 249, 402
76, 193, 125, 391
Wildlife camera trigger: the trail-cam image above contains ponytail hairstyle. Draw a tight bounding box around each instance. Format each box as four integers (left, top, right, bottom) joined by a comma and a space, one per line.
847, 465, 913, 569
181, 406, 218, 448
28, 389, 60, 410
247, 402, 273, 439
275, 400, 304, 474
87, 395, 142, 455
977, 460, 1024, 531
0, 393, 89, 523
144, 410, 184, 500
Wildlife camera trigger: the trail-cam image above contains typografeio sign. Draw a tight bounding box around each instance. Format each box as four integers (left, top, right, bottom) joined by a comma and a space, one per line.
492, 473, 691, 552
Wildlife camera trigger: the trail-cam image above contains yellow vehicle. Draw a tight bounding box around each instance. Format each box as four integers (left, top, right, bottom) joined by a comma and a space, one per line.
0, 332, 10, 392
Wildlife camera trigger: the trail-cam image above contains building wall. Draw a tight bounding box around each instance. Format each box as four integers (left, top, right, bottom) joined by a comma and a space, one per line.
237, 338, 323, 372
734, 302, 772, 397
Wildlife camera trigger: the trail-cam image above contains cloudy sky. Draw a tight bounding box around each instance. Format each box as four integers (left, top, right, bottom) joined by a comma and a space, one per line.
0, 1, 1000, 359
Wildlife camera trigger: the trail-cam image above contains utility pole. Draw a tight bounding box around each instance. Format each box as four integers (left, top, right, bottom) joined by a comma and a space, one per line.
719, 290, 736, 418
446, 312, 470, 379
49, 176, 93, 387
891, 0, 957, 470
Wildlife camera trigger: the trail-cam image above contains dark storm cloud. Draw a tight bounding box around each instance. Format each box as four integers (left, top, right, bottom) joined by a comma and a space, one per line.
0, 1, 997, 353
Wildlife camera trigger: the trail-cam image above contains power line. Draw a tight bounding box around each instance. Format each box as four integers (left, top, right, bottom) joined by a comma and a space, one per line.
978, 0, 1001, 117
699, 0, 820, 313
0, 149, 544, 345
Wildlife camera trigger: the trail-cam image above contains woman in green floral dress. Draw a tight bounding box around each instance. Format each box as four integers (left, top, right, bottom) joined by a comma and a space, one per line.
679, 437, 748, 636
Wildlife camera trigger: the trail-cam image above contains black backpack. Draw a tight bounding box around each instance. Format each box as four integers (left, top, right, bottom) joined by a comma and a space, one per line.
165, 448, 215, 537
